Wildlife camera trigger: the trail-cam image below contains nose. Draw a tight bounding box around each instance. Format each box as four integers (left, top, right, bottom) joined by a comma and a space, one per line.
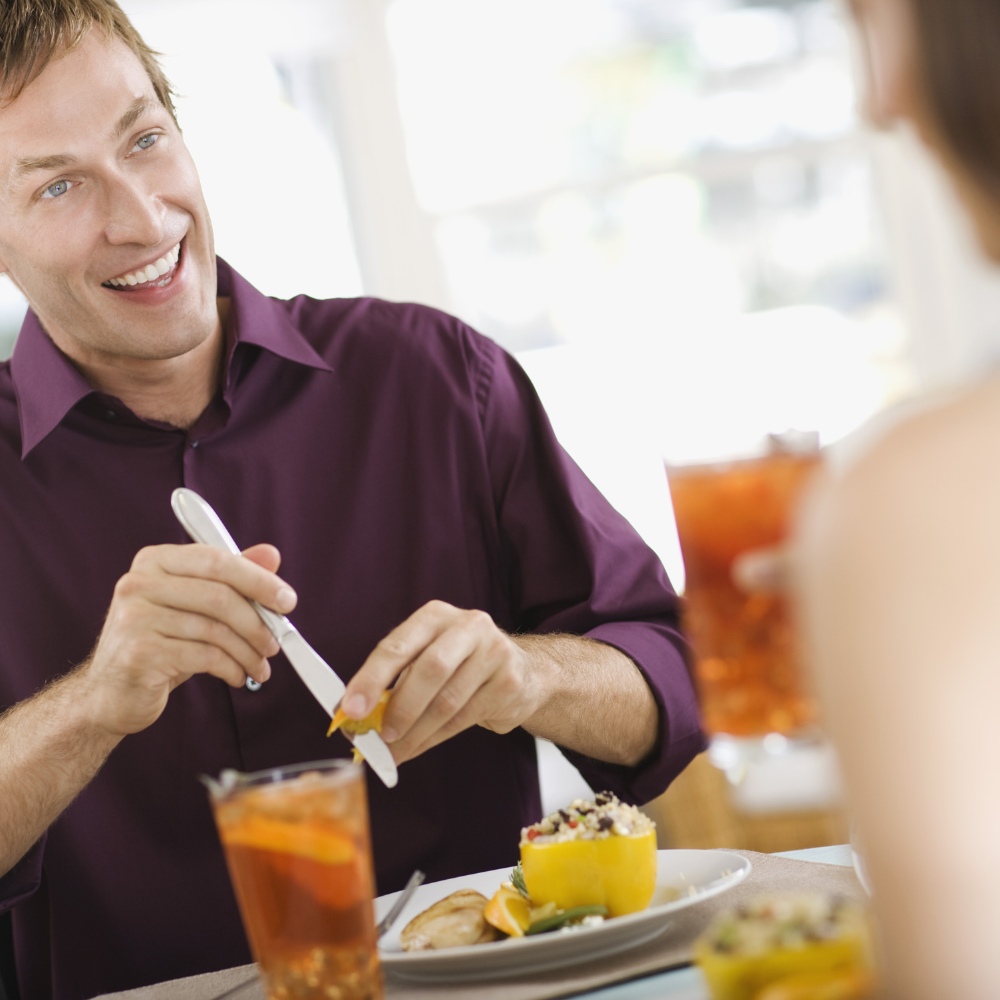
102, 172, 166, 247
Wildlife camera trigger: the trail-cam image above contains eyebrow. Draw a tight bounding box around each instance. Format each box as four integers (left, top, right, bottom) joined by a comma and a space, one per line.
111, 96, 153, 142
11, 97, 156, 181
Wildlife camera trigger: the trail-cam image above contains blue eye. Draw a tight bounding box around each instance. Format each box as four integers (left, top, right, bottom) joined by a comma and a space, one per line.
135, 133, 158, 150
42, 180, 70, 199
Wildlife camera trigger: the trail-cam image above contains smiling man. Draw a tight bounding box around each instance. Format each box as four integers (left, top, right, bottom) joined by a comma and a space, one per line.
0, 3, 704, 998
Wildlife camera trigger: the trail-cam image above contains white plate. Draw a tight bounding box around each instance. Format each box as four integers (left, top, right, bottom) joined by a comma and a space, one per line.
375, 849, 751, 983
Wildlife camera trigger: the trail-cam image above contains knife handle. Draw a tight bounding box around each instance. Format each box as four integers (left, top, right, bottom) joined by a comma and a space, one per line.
170, 488, 294, 642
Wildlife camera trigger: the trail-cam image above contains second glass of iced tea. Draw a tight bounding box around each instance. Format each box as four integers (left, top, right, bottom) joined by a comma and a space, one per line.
207, 759, 382, 1000
666, 436, 822, 752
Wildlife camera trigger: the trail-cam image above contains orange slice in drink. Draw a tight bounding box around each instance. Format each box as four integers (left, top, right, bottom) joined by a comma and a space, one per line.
483, 885, 532, 938
220, 815, 355, 866
327, 691, 391, 738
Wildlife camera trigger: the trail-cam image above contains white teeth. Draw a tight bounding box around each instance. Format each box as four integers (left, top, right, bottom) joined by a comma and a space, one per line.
106, 242, 181, 288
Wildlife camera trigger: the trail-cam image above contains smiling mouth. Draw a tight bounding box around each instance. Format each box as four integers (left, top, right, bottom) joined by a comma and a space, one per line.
103, 242, 181, 290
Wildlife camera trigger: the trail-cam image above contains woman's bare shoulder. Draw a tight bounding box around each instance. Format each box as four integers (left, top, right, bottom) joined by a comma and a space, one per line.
806, 375, 1000, 548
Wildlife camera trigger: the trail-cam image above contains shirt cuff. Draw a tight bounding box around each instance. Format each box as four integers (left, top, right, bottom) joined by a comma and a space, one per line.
559, 620, 707, 805
0, 835, 45, 915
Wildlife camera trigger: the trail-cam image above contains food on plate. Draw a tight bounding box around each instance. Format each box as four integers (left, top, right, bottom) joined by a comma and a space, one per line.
398, 793, 657, 951
753, 968, 876, 1000
693, 892, 875, 1000
482, 878, 609, 939
519, 791, 657, 917
400, 889, 501, 951
482, 884, 532, 937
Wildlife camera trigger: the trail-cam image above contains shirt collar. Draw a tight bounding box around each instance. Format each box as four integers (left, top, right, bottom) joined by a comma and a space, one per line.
11, 257, 333, 458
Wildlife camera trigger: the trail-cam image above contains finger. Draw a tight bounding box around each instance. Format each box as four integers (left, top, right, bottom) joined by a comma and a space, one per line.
383, 611, 512, 748
400, 653, 530, 762
394, 683, 492, 764
115, 568, 280, 661
341, 601, 461, 719
383, 635, 483, 747
157, 635, 259, 690
153, 606, 273, 683
241, 543, 282, 574
135, 544, 297, 615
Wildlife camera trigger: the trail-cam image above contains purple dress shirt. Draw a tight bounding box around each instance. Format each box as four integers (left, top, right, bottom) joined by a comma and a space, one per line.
0, 259, 705, 999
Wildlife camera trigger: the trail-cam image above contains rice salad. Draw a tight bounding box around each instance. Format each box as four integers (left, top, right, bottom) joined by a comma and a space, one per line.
520, 791, 654, 844
701, 893, 868, 956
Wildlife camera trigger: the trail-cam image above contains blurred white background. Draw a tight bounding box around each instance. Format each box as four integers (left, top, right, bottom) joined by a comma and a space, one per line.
5, 0, 1000, 812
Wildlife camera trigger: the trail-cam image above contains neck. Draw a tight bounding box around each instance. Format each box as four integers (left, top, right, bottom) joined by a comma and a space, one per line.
80, 298, 230, 430
101, 337, 223, 429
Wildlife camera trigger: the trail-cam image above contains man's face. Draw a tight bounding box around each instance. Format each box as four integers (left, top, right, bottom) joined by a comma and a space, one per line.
0, 29, 219, 372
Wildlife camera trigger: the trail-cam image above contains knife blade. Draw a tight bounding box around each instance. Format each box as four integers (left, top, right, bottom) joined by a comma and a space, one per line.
170, 487, 399, 789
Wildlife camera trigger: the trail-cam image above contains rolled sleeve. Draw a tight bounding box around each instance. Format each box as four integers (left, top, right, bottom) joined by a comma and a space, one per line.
0, 836, 45, 915
475, 333, 706, 802
569, 620, 707, 803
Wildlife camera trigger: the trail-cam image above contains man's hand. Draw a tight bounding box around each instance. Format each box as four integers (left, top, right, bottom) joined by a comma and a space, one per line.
339, 600, 659, 767
0, 540, 297, 877
339, 600, 543, 764
80, 542, 297, 736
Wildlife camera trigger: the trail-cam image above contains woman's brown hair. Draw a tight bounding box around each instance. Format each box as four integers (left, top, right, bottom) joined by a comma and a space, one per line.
908, 0, 1000, 199
0, 0, 177, 122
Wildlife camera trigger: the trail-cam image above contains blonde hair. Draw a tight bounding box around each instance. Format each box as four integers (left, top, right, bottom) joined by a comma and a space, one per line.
0, 0, 177, 122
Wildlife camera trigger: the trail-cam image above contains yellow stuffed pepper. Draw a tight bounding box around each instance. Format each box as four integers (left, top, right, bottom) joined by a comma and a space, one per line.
519, 792, 657, 918
694, 893, 876, 1000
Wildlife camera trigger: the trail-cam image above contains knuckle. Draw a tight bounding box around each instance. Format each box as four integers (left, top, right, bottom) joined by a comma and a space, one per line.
421, 650, 453, 683
130, 545, 158, 570
486, 631, 511, 661
255, 624, 276, 651
466, 608, 493, 631
113, 572, 143, 600
432, 685, 465, 719
112, 599, 145, 632
376, 635, 408, 659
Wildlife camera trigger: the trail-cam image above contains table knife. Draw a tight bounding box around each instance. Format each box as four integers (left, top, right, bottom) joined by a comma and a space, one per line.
170, 487, 398, 789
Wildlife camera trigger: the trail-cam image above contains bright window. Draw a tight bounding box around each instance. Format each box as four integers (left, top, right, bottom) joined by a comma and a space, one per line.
384, 0, 911, 581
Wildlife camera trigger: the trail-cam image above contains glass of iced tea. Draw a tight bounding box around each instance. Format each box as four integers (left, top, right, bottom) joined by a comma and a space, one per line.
206, 759, 383, 1000
666, 434, 822, 759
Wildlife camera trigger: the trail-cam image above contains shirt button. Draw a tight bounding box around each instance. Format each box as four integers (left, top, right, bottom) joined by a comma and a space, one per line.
104, 409, 117, 421
190, 440, 200, 449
